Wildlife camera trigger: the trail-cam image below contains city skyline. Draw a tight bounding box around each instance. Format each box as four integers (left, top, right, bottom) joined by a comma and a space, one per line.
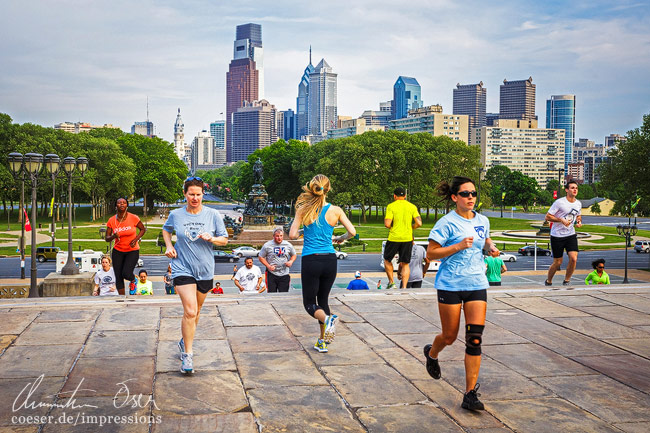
1, 1, 649, 146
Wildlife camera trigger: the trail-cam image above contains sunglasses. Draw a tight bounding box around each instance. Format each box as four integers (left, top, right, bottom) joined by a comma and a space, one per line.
596, 266, 605, 269
185, 176, 203, 182
457, 190, 478, 198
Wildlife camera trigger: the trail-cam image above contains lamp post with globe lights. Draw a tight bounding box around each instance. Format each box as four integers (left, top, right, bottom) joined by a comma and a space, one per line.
44, 154, 61, 247
7, 152, 27, 280
616, 224, 638, 284
60, 157, 88, 275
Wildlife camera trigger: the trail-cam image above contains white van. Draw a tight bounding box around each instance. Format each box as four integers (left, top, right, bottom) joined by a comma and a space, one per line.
380, 241, 440, 272
56, 250, 104, 273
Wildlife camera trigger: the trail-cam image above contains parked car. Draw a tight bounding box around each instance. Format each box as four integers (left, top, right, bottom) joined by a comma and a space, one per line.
499, 252, 517, 262
635, 240, 650, 253
335, 251, 348, 260
518, 245, 551, 256
36, 246, 61, 263
232, 246, 260, 258
213, 250, 240, 263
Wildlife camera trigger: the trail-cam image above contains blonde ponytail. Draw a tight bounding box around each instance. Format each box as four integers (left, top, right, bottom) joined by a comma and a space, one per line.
295, 174, 331, 226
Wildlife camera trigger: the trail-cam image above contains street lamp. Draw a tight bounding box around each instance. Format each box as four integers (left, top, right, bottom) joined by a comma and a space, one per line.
45, 154, 60, 247
477, 167, 484, 210
7, 152, 26, 280
616, 224, 638, 284
24, 153, 44, 297
500, 185, 505, 218
60, 156, 87, 275
558, 168, 565, 197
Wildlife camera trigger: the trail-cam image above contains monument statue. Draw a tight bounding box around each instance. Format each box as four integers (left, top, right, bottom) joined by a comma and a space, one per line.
253, 158, 264, 185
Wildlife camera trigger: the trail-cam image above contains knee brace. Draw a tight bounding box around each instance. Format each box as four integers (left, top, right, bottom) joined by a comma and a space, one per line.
304, 303, 319, 318
465, 324, 484, 356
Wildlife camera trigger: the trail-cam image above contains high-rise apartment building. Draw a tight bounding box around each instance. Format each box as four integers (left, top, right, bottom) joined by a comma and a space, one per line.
307, 59, 337, 139
173, 109, 186, 160
379, 101, 392, 112
226, 24, 262, 162
605, 133, 626, 149
327, 117, 386, 140
393, 76, 422, 120
500, 77, 536, 121
360, 110, 391, 129
453, 82, 487, 143
471, 120, 565, 188
546, 94, 576, 170
389, 105, 469, 141
131, 121, 154, 137
231, 100, 277, 162
209, 120, 225, 150
191, 130, 216, 170
296, 49, 315, 140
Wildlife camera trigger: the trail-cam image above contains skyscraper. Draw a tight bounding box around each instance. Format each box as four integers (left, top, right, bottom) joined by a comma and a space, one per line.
393, 76, 422, 120
499, 77, 536, 120
546, 94, 576, 170
173, 108, 185, 160
453, 82, 487, 131
131, 121, 154, 137
233, 23, 264, 98
279, 109, 295, 141
296, 48, 315, 140
191, 130, 216, 170
210, 120, 226, 166
307, 58, 337, 138
226, 24, 262, 162
231, 100, 277, 162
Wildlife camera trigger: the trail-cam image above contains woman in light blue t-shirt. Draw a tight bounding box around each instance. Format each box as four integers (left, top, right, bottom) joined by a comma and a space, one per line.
162, 177, 228, 374
423, 176, 500, 412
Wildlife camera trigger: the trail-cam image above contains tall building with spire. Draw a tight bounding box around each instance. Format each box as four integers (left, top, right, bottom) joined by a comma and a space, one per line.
226, 23, 262, 162
173, 108, 185, 160
307, 58, 337, 139
296, 47, 315, 140
393, 76, 422, 120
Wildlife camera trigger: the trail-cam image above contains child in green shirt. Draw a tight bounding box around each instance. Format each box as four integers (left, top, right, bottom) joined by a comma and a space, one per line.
136, 269, 154, 295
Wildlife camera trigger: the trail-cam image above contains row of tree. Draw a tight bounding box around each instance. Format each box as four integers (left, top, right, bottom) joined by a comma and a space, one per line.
0, 113, 188, 221
200, 114, 650, 219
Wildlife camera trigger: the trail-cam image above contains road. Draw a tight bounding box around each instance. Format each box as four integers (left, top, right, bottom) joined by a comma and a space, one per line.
2, 249, 649, 279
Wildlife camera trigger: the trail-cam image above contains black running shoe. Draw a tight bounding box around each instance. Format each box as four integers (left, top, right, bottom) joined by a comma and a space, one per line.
423, 344, 441, 379
462, 383, 485, 411
544, 280, 552, 286
563, 280, 571, 286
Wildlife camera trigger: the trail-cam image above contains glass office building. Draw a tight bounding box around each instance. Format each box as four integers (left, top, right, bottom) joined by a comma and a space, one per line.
393, 76, 422, 120
546, 94, 576, 170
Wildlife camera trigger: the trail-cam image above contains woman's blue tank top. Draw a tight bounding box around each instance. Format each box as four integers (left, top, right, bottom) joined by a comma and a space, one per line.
302, 203, 336, 256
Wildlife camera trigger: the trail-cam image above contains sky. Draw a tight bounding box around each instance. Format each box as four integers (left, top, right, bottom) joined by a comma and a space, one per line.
1, 0, 650, 144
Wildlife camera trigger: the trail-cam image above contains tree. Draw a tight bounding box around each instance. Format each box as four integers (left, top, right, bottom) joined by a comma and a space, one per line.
504, 171, 538, 212
591, 201, 602, 215
118, 134, 186, 218
485, 165, 511, 208
600, 113, 650, 216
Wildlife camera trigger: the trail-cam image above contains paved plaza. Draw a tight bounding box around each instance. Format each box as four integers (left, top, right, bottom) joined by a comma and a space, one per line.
1, 281, 650, 432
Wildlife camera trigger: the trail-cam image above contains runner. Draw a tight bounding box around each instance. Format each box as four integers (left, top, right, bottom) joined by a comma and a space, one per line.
545, 180, 582, 286
162, 176, 228, 374
484, 254, 507, 286
289, 174, 356, 353
383, 187, 422, 289
423, 176, 499, 411
93, 256, 118, 296
105, 197, 147, 295
585, 259, 610, 285
258, 227, 297, 292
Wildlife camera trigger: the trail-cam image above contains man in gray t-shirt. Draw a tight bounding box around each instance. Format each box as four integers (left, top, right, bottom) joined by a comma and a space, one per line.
399, 242, 429, 289
258, 228, 297, 292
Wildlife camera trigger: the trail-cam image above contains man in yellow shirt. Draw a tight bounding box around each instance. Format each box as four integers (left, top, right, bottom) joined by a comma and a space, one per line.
384, 187, 422, 289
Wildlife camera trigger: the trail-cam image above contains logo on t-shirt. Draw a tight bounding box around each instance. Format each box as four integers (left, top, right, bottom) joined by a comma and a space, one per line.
273, 246, 287, 257
244, 272, 256, 281
102, 275, 114, 284
474, 226, 486, 239
566, 209, 579, 224
185, 229, 200, 241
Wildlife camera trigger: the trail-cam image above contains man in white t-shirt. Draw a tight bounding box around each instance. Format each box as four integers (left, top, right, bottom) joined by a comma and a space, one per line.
234, 257, 265, 294
545, 180, 582, 286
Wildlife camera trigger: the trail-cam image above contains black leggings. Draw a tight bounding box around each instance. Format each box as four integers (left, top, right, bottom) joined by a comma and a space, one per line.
111, 249, 139, 293
301, 253, 337, 319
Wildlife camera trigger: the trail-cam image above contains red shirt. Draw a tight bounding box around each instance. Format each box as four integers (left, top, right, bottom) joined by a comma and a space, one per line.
107, 212, 141, 252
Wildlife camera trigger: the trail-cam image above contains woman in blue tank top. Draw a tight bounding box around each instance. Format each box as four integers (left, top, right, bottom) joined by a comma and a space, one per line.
289, 174, 356, 353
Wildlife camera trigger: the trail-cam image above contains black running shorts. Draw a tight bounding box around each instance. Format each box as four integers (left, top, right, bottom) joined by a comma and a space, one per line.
383, 241, 413, 263
437, 289, 487, 305
550, 234, 579, 259
173, 276, 214, 294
